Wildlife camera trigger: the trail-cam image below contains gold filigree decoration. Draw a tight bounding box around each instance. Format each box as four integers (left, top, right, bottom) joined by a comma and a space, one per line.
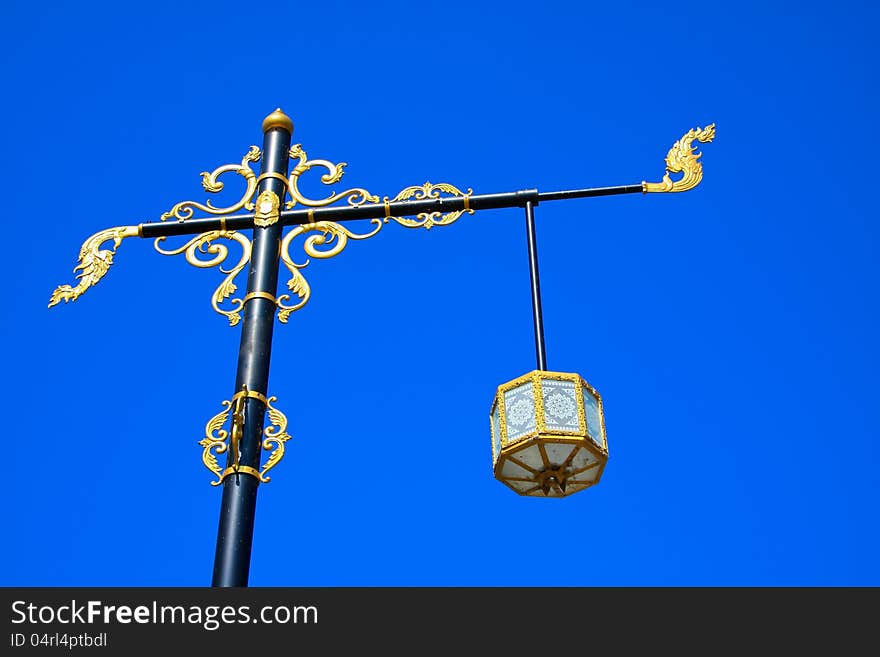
277, 219, 383, 321
254, 190, 280, 227
286, 143, 379, 209
383, 182, 474, 229
160, 146, 262, 221
48, 225, 140, 308
260, 396, 291, 482
153, 230, 252, 326
200, 400, 232, 485
274, 181, 472, 322
199, 393, 291, 485
643, 124, 715, 193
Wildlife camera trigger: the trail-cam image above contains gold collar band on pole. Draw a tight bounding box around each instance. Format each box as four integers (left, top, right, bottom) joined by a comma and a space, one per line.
231, 388, 269, 405
256, 172, 291, 186
241, 291, 277, 306
218, 465, 267, 484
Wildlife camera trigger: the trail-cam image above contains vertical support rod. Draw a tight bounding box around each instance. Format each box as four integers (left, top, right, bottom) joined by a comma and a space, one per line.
524, 201, 547, 371
212, 110, 293, 587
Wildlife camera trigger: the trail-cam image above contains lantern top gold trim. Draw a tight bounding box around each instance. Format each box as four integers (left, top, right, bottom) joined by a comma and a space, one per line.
493, 369, 602, 399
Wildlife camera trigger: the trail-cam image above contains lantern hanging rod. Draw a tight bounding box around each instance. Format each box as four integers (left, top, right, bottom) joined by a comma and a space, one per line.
137, 184, 645, 240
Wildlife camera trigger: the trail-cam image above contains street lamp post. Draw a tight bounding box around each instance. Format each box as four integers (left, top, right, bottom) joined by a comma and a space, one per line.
210, 111, 292, 587
49, 109, 714, 586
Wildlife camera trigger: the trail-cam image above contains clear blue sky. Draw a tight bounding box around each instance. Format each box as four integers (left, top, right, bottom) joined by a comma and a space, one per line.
2, 0, 877, 586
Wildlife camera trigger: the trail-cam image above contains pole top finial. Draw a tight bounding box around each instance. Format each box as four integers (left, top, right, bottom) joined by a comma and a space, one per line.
262, 108, 293, 134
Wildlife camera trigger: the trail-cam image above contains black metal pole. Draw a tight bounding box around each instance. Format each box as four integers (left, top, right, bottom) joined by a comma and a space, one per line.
211, 110, 292, 587
524, 201, 547, 371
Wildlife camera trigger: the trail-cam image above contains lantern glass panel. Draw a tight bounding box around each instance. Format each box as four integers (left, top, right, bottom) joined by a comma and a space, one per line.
507, 479, 537, 494
569, 466, 600, 484
541, 379, 579, 432
510, 443, 544, 471
500, 459, 533, 480
582, 387, 604, 450
491, 403, 502, 461
570, 446, 598, 471
544, 442, 576, 467
504, 382, 537, 443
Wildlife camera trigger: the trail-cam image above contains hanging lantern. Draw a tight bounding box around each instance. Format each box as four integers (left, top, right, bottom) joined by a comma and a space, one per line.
490, 370, 608, 497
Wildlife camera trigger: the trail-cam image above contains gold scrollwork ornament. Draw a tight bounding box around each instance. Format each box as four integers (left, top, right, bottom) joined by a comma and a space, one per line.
200, 400, 233, 486
643, 124, 715, 193
199, 394, 291, 485
160, 146, 262, 222
260, 396, 291, 482
153, 230, 252, 326
277, 219, 383, 321
383, 182, 474, 229
273, 181, 473, 322
286, 143, 379, 208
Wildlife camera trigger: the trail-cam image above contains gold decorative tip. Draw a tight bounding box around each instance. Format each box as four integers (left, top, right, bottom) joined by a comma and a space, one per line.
262, 108, 293, 134
48, 225, 140, 308
643, 123, 715, 193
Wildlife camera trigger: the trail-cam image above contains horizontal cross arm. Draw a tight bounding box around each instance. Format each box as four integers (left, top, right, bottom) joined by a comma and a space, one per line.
137, 184, 644, 239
